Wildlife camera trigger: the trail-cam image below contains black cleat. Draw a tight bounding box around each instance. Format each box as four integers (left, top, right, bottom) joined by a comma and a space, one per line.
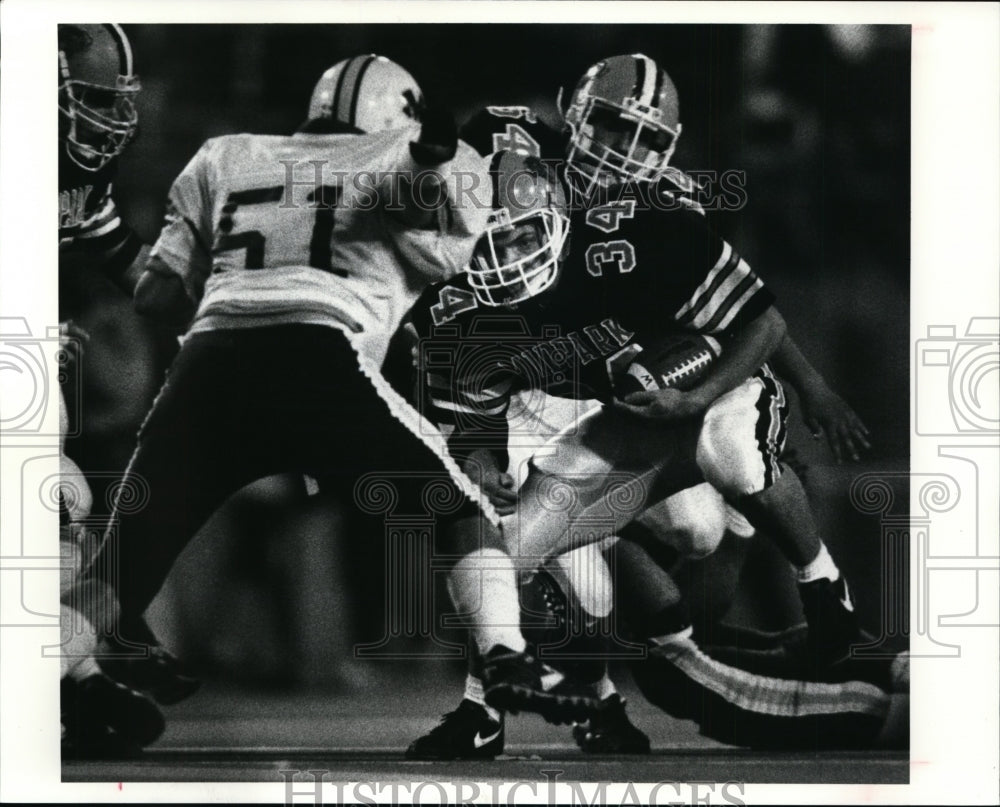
572, 694, 651, 754
482, 645, 599, 725
405, 699, 504, 760
99, 634, 201, 706
61, 673, 165, 755
62, 721, 145, 760
798, 575, 861, 667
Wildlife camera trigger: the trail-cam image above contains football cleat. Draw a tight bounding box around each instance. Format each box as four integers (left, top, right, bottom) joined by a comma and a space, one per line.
405, 699, 505, 760
98, 622, 201, 705
482, 644, 599, 725
572, 694, 651, 754
61, 672, 165, 755
62, 721, 146, 760
798, 575, 862, 667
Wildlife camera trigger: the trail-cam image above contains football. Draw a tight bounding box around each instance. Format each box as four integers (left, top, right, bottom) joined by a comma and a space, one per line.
614, 333, 721, 397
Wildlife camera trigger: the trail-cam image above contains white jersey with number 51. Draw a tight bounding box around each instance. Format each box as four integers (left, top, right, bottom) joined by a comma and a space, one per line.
150, 126, 488, 365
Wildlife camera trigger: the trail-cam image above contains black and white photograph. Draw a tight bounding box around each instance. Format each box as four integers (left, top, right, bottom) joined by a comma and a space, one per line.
0, 2, 998, 804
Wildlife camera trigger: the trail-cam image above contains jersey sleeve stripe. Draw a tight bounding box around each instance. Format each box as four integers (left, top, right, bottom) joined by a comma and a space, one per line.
431, 397, 508, 417
428, 382, 510, 410
76, 216, 122, 239
687, 258, 756, 329
674, 242, 737, 322
710, 275, 766, 333
661, 638, 890, 718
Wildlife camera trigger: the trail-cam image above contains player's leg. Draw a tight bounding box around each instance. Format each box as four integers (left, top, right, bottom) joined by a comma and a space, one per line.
607, 529, 901, 749
696, 366, 859, 665
630, 627, 901, 749
315, 334, 599, 726
542, 543, 651, 754
506, 405, 703, 564
61, 328, 279, 756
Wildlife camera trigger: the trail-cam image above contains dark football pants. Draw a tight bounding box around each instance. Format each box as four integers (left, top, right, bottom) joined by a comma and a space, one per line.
80, 324, 486, 629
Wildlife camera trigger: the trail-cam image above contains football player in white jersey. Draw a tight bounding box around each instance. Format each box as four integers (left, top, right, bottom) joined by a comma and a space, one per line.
61, 55, 601, 753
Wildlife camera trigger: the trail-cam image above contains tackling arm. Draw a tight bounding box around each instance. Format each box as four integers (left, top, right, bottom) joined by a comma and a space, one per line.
133, 255, 197, 331
769, 334, 871, 462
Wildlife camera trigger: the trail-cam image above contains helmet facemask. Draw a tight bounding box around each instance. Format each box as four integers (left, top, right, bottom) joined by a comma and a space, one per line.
565, 95, 681, 197
468, 206, 569, 307
59, 51, 140, 171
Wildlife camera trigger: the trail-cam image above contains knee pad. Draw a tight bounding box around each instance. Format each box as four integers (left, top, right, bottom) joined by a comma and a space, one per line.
638, 485, 727, 560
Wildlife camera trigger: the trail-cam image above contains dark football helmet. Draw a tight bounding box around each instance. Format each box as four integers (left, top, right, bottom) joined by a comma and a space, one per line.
58, 24, 140, 171
563, 53, 681, 195
466, 150, 570, 306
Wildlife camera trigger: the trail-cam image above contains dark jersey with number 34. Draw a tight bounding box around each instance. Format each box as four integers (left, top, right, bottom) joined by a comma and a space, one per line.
410, 189, 775, 462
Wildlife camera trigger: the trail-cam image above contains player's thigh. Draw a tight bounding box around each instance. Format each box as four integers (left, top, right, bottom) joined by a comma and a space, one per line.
696, 366, 789, 498
509, 408, 701, 562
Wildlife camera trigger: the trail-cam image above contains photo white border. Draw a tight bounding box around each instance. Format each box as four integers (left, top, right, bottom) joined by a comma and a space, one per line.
1, 1, 997, 803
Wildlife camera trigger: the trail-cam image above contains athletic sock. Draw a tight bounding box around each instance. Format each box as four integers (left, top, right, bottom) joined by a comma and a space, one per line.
69, 655, 101, 681
464, 674, 502, 721
649, 625, 695, 646
796, 541, 840, 583
594, 673, 618, 701
448, 548, 526, 655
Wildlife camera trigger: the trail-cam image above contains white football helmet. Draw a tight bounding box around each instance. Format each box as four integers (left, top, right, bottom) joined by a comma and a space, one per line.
466, 150, 570, 307
563, 53, 681, 196
58, 24, 141, 171
307, 54, 423, 133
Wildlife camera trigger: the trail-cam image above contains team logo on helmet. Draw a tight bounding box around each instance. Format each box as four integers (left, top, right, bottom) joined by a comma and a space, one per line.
307, 55, 423, 133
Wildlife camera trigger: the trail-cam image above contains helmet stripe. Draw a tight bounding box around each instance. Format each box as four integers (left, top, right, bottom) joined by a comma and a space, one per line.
104, 23, 133, 76
635, 53, 657, 106
331, 57, 357, 125
348, 55, 378, 128
488, 150, 506, 211
335, 55, 376, 127
652, 61, 665, 106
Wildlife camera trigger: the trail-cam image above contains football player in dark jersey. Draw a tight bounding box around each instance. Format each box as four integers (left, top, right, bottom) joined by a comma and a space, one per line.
57, 23, 204, 759
405, 54, 874, 758
403, 148, 902, 757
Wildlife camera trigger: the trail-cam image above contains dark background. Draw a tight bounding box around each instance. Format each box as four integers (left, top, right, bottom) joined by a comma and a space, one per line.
64, 24, 910, 689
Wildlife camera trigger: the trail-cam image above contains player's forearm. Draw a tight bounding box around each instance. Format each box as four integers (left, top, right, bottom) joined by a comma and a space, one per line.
113, 243, 151, 298
769, 334, 828, 398
133, 256, 196, 331
691, 306, 787, 406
